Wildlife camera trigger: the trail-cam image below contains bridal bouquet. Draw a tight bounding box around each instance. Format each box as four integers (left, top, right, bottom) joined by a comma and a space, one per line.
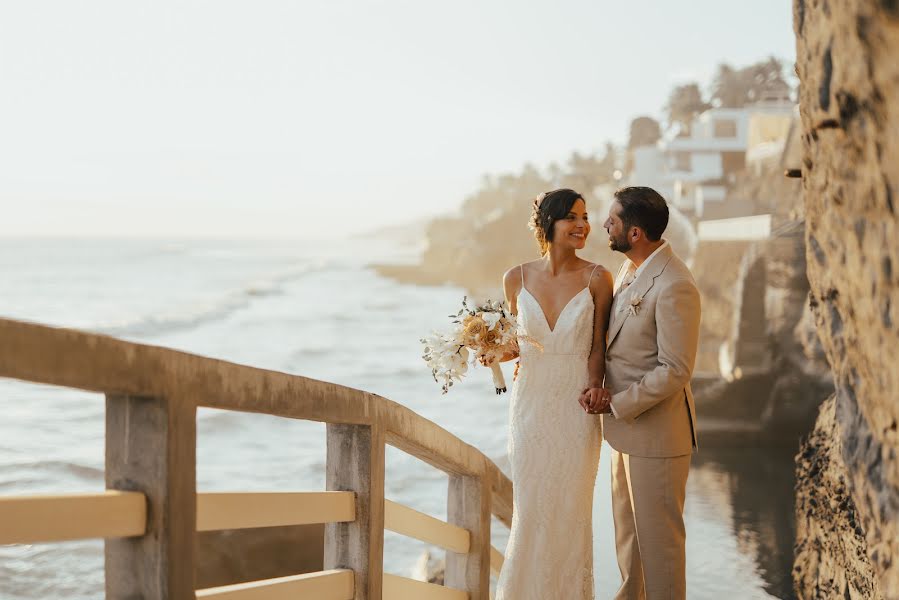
421, 297, 532, 395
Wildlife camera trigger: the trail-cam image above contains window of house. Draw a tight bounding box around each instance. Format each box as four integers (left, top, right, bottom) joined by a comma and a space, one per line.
714, 119, 737, 138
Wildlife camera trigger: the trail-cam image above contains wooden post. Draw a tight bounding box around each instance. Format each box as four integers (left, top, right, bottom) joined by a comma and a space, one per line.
324, 424, 385, 600
104, 394, 197, 599
445, 474, 490, 599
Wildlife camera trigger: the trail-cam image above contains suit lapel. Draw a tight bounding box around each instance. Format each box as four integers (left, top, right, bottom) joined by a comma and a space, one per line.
612, 260, 630, 294
607, 246, 674, 348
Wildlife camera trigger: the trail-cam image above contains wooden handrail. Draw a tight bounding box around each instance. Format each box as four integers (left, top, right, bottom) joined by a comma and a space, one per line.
1, 491, 508, 588
0, 318, 512, 507
197, 491, 356, 531
490, 546, 504, 576
0, 491, 146, 544
384, 499, 470, 553
382, 573, 468, 600
0, 491, 358, 543
195, 569, 355, 599
0, 317, 513, 599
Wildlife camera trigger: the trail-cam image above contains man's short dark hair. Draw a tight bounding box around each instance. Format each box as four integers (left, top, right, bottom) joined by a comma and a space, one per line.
613, 186, 669, 241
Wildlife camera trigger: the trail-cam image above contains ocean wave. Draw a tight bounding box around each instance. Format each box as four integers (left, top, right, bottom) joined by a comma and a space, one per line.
290, 346, 334, 359
364, 300, 401, 311
99, 295, 251, 338
351, 362, 422, 378
98, 263, 321, 338
196, 408, 245, 432
0, 460, 104, 482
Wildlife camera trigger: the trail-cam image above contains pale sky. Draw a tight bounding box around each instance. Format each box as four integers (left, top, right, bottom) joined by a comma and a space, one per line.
0, 1, 796, 238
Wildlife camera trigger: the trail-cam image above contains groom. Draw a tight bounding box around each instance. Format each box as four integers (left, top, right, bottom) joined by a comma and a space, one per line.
581, 186, 700, 600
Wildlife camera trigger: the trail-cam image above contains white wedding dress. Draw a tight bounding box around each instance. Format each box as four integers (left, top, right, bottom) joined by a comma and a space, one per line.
496, 267, 602, 599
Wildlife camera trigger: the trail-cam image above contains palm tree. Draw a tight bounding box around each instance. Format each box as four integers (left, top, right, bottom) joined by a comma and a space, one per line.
665, 83, 711, 134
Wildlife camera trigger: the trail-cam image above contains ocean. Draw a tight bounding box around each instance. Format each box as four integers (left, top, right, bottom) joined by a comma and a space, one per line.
0, 237, 796, 599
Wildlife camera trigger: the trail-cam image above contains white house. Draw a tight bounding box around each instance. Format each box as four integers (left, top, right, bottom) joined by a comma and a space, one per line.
658, 94, 795, 218
745, 104, 799, 175
661, 108, 750, 216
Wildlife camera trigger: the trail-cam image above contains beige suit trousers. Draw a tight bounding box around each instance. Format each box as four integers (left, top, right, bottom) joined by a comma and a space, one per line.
611, 449, 691, 600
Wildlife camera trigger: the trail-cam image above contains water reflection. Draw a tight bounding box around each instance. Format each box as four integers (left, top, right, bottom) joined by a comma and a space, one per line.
689, 444, 797, 599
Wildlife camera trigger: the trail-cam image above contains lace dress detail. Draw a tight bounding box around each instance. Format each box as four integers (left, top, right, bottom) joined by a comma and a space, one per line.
495, 268, 602, 600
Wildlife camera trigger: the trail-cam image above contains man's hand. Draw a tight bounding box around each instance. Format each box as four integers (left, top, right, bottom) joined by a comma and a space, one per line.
579, 387, 612, 414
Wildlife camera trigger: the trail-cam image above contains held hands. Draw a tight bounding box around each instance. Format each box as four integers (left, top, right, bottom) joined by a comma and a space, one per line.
578, 387, 612, 415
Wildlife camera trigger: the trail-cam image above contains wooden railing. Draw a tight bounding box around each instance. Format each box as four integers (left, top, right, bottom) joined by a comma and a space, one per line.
0, 318, 512, 599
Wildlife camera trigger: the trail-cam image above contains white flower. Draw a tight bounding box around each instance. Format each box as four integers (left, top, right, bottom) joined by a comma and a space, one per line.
482, 312, 501, 331
421, 330, 471, 394
628, 297, 643, 316
422, 297, 521, 394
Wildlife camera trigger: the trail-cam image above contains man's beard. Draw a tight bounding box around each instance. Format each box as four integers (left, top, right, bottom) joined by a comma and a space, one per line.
608, 233, 631, 253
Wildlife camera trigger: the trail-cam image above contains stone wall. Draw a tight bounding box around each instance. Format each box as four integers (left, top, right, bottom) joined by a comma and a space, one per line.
794, 396, 883, 598
793, 0, 899, 596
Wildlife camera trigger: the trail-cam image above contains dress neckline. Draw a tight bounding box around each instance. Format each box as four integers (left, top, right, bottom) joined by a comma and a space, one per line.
520, 286, 592, 334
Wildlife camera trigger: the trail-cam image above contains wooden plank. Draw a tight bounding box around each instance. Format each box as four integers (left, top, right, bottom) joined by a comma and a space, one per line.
382, 573, 468, 600
0, 317, 374, 425
445, 476, 490, 600
197, 492, 355, 531
0, 491, 145, 544
325, 424, 386, 600
195, 569, 354, 600
489, 471, 513, 530
489, 546, 504, 576
104, 394, 196, 600
384, 499, 469, 554
383, 409, 488, 478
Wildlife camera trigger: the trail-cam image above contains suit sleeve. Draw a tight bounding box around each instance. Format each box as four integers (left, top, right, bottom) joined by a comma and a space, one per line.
609, 277, 701, 423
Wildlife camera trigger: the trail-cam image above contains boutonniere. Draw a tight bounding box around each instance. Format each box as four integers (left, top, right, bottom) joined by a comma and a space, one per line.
628, 297, 643, 316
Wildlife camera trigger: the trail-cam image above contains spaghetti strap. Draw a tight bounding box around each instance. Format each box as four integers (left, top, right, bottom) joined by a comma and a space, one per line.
588, 263, 600, 282
520, 264, 525, 287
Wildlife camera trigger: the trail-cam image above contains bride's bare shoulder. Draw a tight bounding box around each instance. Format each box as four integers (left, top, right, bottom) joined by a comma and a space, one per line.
502, 265, 518, 285
586, 262, 611, 277
503, 260, 539, 284
586, 262, 614, 290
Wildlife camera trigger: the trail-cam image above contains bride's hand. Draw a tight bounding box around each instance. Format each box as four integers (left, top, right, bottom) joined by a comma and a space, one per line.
581, 387, 611, 414
577, 390, 590, 412
480, 350, 518, 365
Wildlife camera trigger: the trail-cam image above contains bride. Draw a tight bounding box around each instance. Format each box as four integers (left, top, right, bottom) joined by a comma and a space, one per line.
486, 188, 614, 599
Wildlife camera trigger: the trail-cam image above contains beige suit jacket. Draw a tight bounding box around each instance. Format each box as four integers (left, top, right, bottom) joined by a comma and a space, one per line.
603, 244, 700, 458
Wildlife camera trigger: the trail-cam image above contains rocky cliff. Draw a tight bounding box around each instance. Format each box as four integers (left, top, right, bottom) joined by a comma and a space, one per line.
793, 0, 899, 596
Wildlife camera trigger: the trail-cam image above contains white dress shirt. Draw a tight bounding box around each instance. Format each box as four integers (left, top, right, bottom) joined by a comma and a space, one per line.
613, 240, 669, 312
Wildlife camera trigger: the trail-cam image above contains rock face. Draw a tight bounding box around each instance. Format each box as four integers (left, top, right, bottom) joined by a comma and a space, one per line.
794, 396, 883, 599
793, 0, 899, 595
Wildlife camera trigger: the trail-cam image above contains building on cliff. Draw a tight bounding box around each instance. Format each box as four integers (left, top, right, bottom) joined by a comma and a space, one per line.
663, 96, 795, 219
626, 90, 796, 221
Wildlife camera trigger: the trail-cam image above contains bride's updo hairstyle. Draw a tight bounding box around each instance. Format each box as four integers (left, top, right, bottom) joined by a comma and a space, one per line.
528, 188, 585, 255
